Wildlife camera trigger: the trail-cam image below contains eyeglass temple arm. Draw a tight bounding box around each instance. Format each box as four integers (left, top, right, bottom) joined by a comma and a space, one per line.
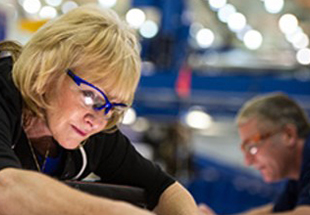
67, 69, 86, 86
67, 69, 109, 100
67, 69, 128, 108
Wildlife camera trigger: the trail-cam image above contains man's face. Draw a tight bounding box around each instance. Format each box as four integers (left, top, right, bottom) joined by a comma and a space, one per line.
238, 117, 290, 183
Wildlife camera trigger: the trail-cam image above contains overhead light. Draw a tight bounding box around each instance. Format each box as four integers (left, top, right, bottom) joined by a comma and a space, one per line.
23, 0, 41, 14
264, 0, 284, 14
279, 14, 298, 35
139, 20, 158, 39
209, 0, 227, 11
141, 61, 155, 76
291, 32, 309, 50
243, 30, 263, 50
126, 8, 146, 29
122, 108, 137, 125
227, 12, 247, 32
196, 28, 215, 48
217, 4, 236, 23
18, 0, 25, 6
296, 48, 310, 65
190, 22, 203, 38
236, 25, 251, 41
132, 117, 150, 132
185, 108, 213, 130
61, 1, 78, 14
98, 0, 117, 8
45, 0, 62, 7
39, 6, 57, 19
285, 27, 303, 43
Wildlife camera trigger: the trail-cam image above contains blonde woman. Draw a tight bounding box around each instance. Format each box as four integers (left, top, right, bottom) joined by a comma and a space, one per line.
0, 5, 200, 215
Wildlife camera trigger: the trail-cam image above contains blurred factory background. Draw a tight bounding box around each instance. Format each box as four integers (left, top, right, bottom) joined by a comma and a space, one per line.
1, 0, 310, 213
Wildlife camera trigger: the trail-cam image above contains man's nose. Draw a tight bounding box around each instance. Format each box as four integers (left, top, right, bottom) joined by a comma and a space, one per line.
243, 152, 254, 166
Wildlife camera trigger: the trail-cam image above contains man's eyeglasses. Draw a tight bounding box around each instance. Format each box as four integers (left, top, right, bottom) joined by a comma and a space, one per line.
241, 129, 281, 155
67, 69, 128, 119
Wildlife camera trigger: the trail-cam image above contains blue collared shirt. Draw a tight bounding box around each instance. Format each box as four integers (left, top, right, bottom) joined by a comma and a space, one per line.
273, 134, 310, 212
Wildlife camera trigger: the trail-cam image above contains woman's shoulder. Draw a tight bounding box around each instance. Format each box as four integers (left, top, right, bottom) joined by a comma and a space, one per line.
0, 56, 14, 84
88, 129, 126, 146
0, 56, 13, 70
0, 56, 22, 121
85, 129, 130, 156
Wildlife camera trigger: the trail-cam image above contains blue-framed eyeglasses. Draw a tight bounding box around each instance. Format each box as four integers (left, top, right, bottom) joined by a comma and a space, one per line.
67, 69, 128, 119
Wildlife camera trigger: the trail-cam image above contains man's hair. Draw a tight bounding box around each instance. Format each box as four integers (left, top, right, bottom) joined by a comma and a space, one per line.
0, 5, 141, 130
236, 93, 310, 138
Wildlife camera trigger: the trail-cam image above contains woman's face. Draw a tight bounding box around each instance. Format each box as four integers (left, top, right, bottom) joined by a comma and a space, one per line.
45, 75, 110, 149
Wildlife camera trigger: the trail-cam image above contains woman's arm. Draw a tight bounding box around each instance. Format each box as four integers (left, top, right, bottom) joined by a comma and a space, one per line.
153, 181, 199, 215
0, 168, 154, 215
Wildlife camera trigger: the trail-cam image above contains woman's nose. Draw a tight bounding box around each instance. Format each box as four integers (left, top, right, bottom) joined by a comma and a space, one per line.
84, 112, 105, 130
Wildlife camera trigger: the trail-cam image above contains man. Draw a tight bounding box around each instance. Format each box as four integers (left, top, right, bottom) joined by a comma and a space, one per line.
236, 92, 310, 214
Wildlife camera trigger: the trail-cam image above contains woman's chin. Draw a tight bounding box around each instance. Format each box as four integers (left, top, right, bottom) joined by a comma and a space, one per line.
58, 140, 81, 150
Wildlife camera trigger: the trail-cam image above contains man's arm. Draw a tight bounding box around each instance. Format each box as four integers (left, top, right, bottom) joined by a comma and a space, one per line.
153, 181, 199, 215
243, 204, 310, 215
0, 168, 153, 215
288, 206, 310, 215
242, 204, 273, 214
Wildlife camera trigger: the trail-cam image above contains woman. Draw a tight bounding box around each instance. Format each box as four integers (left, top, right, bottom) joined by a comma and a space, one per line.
0, 5, 199, 215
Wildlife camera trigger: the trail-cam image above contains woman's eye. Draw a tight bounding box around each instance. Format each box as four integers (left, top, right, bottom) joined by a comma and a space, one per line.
82, 90, 95, 99
82, 91, 95, 105
93, 102, 105, 109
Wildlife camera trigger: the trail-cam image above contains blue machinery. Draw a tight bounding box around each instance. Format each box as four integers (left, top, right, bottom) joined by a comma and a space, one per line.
131, 0, 310, 120
0, 10, 6, 42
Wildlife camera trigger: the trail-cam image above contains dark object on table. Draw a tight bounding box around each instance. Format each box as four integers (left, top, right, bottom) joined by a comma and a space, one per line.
65, 181, 147, 208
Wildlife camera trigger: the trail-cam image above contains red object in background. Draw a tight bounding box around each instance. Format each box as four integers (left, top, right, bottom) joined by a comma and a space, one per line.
175, 65, 192, 98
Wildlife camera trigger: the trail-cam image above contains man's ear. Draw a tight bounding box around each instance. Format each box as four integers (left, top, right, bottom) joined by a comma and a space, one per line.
283, 124, 298, 147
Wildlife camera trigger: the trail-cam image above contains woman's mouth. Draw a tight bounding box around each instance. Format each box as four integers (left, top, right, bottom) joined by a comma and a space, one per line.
71, 125, 87, 137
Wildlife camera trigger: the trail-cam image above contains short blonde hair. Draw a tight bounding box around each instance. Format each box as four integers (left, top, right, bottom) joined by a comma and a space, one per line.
236, 93, 310, 138
9, 5, 141, 130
